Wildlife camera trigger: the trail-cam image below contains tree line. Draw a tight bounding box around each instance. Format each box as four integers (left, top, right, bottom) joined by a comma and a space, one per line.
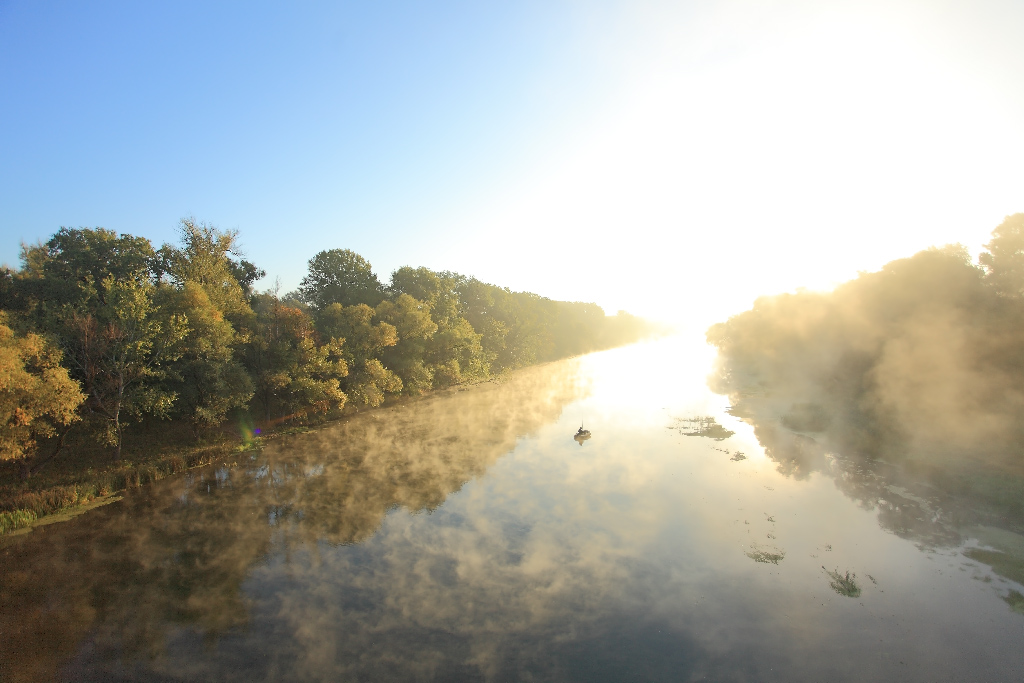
0, 219, 653, 477
707, 213, 1024, 472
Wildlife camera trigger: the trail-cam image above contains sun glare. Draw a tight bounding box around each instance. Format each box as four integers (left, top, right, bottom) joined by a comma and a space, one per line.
443, 4, 1023, 327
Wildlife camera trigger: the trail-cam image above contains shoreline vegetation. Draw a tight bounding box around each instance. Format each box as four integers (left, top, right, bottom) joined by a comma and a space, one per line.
0, 374, 516, 538
0, 220, 660, 534
707, 213, 1024, 491
706, 213, 1024, 588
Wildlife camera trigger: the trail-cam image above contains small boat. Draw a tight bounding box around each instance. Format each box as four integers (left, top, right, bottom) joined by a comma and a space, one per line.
574, 424, 591, 446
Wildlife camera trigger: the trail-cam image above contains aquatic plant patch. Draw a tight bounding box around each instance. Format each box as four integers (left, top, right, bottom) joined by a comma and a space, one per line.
745, 544, 785, 564
671, 416, 736, 441
824, 567, 861, 597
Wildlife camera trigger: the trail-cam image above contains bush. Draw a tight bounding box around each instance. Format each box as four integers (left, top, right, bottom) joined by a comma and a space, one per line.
0, 509, 36, 534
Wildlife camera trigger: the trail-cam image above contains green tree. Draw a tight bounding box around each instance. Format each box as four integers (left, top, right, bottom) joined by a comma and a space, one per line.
16, 228, 185, 458
243, 294, 349, 423
0, 313, 84, 478
0, 267, 19, 311
229, 259, 266, 298
158, 219, 258, 435
17, 227, 157, 315
457, 278, 507, 370
390, 266, 461, 323
457, 279, 554, 370
547, 300, 606, 359
375, 294, 437, 395
161, 218, 257, 321
284, 336, 350, 419
316, 303, 401, 406
299, 249, 384, 309
428, 316, 487, 388
162, 283, 253, 436
62, 276, 187, 459
388, 268, 487, 387
979, 213, 1024, 297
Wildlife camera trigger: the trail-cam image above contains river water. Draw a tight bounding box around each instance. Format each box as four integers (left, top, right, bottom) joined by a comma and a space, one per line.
2, 335, 1022, 681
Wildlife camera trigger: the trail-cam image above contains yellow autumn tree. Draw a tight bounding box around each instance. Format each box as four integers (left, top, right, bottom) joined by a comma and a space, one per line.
0, 314, 84, 478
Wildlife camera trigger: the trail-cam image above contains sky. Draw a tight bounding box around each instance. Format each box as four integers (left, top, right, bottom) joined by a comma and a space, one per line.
2, 0, 1023, 327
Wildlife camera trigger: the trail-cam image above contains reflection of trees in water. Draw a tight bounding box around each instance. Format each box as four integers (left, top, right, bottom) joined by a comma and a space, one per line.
270, 362, 584, 547
719, 378, 1024, 604
0, 360, 584, 682
727, 394, 1022, 548
0, 469, 267, 682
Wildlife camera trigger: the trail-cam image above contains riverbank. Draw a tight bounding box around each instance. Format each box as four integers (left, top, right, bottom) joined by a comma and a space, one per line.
0, 374, 515, 537
0, 423, 248, 535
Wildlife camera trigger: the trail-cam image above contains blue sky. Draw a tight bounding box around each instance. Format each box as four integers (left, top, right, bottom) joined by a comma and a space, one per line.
2, 1, 1023, 325
1, 2, 603, 265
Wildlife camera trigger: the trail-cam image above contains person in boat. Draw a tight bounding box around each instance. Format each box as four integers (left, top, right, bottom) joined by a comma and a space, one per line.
574, 425, 592, 446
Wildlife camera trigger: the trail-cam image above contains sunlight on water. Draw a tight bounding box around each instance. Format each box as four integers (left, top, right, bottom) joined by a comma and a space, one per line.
1, 336, 1023, 682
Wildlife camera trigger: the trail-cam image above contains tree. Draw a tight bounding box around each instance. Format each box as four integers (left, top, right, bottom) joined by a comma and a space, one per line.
15, 228, 185, 459
548, 300, 606, 359
61, 276, 187, 459
0, 267, 18, 311
388, 268, 488, 387
456, 279, 557, 370
243, 294, 349, 423
0, 314, 84, 478
299, 249, 384, 309
979, 213, 1024, 297
316, 303, 401, 406
457, 278, 506, 370
157, 220, 258, 435
161, 218, 257, 321
390, 266, 461, 323
17, 227, 157, 316
229, 260, 266, 298
375, 294, 437, 395
162, 283, 253, 436
284, 336, 350, 419
428, 317, 487, 388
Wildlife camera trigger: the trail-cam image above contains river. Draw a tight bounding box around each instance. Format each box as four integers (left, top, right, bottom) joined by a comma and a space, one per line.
2, 335, 1022, 681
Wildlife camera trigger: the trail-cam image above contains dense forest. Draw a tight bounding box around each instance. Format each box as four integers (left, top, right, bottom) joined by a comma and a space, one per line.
0, 220, 654, 481
707, 213, 1024, 537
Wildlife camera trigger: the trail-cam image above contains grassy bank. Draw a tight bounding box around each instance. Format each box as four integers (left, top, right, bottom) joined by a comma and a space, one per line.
0, 432, 241, 535
0, 376, 507, 536
0, 415, 289, 536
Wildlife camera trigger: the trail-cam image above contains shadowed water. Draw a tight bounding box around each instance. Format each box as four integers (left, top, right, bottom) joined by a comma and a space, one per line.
2, 336, 1023, 682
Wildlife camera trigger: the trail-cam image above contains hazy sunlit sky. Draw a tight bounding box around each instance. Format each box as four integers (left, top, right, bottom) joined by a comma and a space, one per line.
2, 0, 1022, 327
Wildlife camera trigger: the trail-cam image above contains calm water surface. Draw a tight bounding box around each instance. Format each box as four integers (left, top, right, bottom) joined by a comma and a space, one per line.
2, 335, 1023, 681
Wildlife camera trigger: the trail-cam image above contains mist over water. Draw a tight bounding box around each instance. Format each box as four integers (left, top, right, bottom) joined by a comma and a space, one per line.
2, 335, 1023, 682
